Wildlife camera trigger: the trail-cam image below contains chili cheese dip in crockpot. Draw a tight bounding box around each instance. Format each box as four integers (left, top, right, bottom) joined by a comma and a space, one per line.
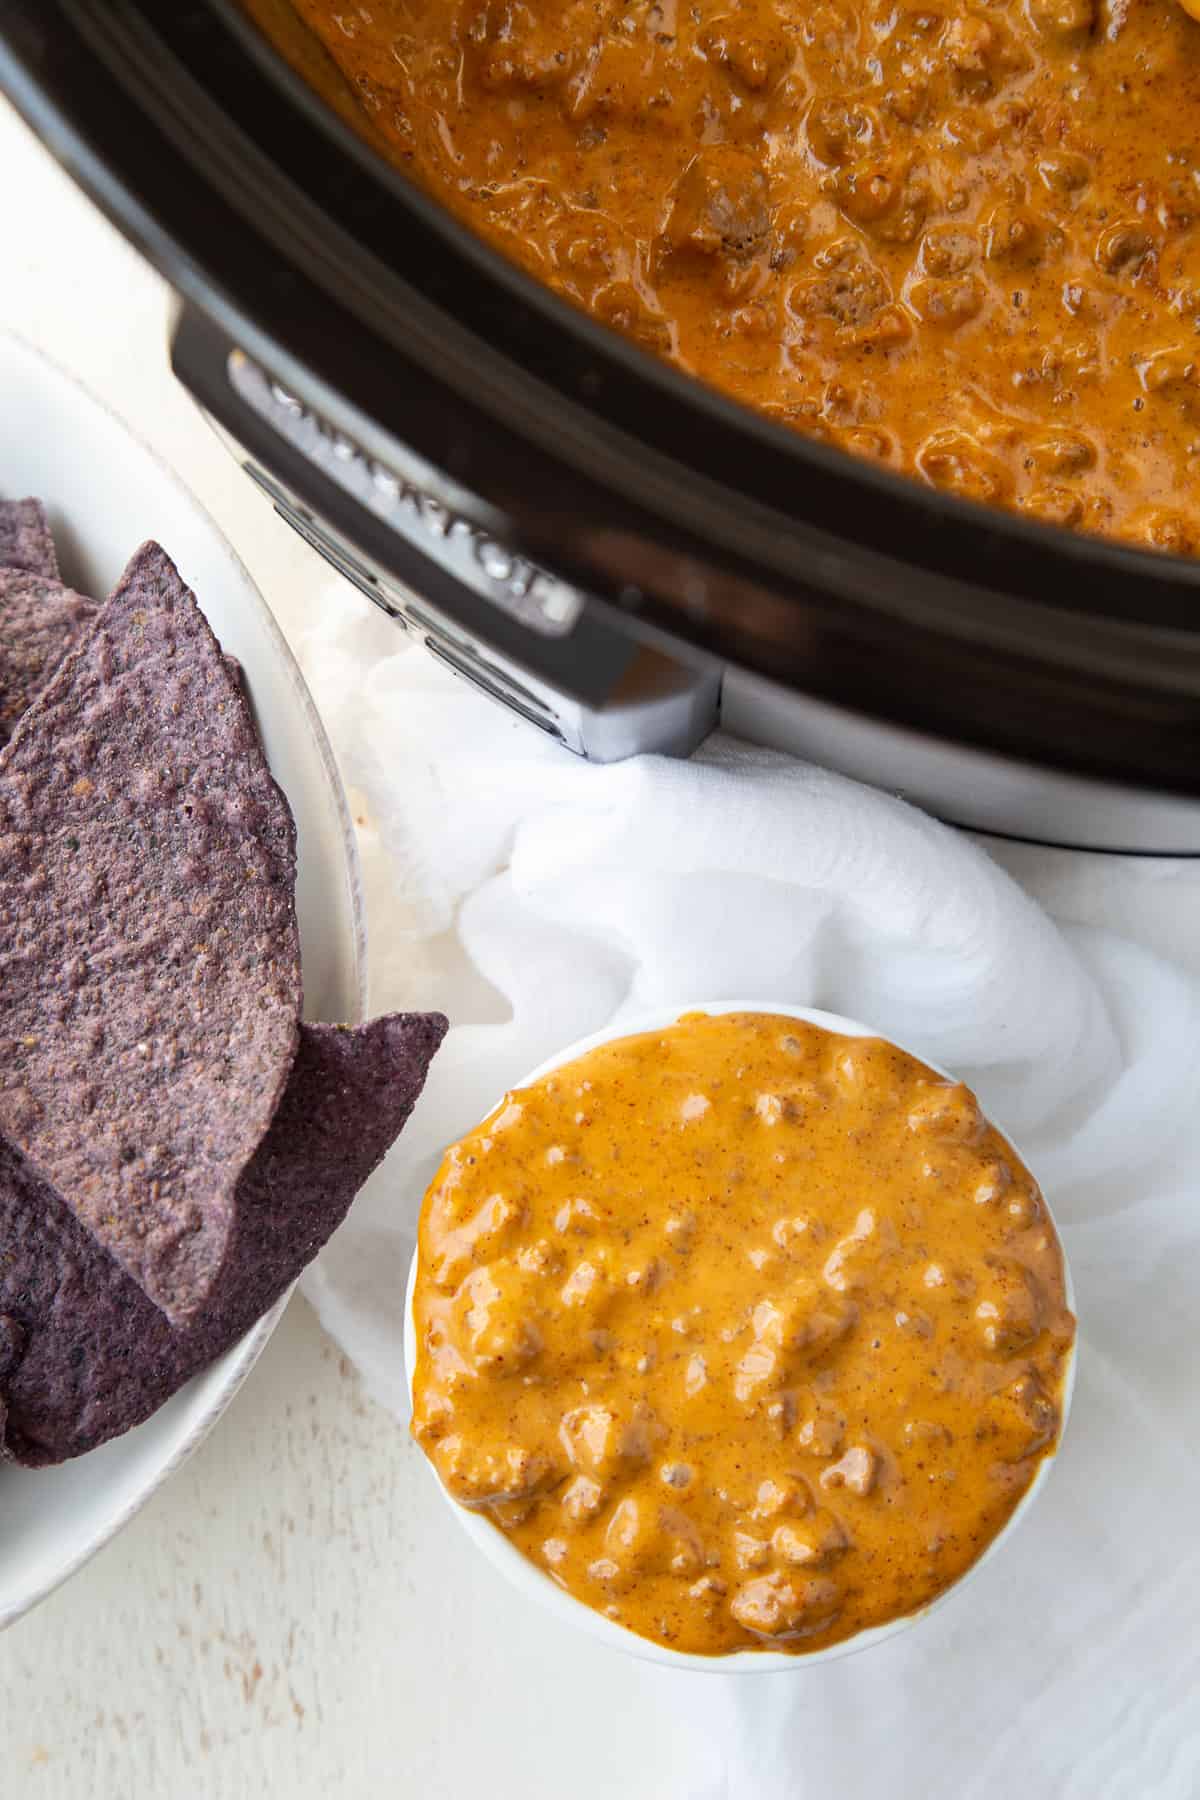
250, 0, 1200, 549
410, 1012, 1075, 1658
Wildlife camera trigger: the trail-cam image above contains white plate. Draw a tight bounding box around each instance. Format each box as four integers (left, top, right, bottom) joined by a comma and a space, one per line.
406, 1001, 1077, 1673
0, 332, 365, 1630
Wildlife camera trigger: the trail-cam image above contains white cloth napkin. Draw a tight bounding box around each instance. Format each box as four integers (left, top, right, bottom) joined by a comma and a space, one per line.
297, 587, 1200, 1799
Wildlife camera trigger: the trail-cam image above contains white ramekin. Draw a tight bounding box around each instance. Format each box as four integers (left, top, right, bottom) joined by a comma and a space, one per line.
405, 1001, 1078, 1672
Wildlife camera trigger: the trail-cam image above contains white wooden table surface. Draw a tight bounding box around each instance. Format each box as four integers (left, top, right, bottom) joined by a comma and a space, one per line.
0, 98, 712, 1800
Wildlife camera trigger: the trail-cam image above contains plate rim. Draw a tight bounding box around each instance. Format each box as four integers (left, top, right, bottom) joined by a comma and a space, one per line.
0, 329, 367, 1632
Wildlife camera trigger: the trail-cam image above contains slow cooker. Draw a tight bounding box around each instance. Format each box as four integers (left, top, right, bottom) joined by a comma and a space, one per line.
3, 0, 1200, 852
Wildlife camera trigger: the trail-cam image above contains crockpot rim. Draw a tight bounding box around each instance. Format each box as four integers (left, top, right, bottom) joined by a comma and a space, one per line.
5, 0, 1199, 618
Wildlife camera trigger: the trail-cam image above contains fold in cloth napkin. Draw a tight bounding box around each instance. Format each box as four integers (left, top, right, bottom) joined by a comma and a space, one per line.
298, 589, 1200, 1799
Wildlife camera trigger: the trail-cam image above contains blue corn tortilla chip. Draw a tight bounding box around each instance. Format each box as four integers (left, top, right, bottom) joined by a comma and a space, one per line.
0, 498, 59, 581
0, 541, 302, 1328
0, 1012, 447, 1465
0, 570, 98, 744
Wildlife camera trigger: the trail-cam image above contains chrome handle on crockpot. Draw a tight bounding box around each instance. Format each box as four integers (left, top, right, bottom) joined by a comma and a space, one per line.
171, 304, 720, 763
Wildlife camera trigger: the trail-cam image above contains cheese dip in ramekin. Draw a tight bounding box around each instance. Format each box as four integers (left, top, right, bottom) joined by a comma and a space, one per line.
408, 1005, 1076, 1667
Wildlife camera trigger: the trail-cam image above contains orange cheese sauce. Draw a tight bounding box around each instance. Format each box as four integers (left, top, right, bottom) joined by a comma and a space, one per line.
411, 1013, 1075, 1657
251, 0, 1200, 549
